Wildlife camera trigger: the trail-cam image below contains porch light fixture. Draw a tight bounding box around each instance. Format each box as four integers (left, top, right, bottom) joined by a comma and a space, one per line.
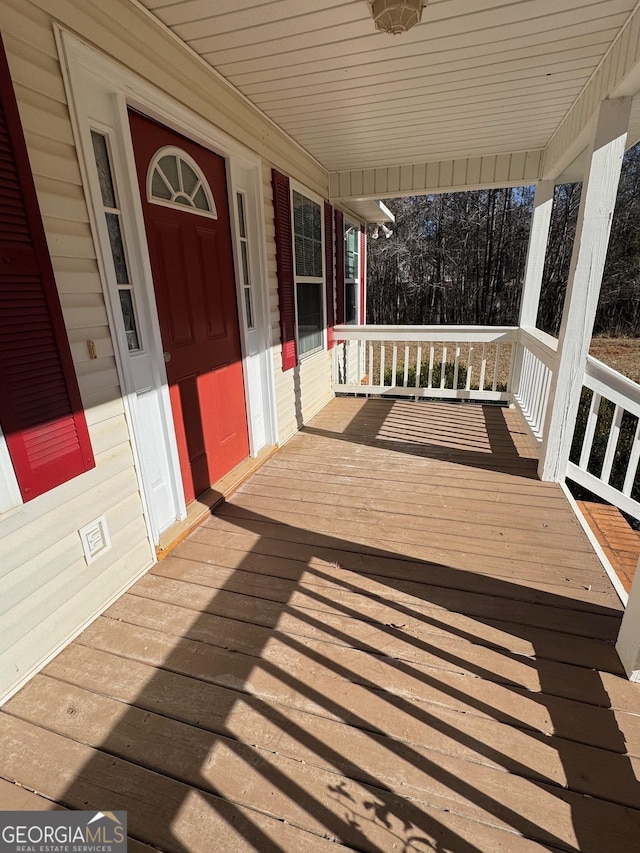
369, 0, 424, 35
371, 223, 393, 239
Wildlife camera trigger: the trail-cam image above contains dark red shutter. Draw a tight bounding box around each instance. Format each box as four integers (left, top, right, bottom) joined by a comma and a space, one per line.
359, 228, 366, 324
271, 169, 297, 371
324, 200, 335, 349
0, 34, 94, 501
334, 209, 344, 326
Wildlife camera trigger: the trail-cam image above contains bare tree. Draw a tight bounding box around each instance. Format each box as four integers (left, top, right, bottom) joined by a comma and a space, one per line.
367, 142, 640, 336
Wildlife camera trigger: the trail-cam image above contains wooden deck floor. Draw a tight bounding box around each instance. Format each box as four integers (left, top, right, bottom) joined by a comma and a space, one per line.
2, 398, 640, 852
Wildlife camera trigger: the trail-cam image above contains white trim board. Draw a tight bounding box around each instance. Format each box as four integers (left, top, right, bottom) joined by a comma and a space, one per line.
56, 28, 278, 544
561, 481, 628, 607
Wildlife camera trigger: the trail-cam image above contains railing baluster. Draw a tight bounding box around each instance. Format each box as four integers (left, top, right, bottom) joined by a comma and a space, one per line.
623, 418, 640, 496
391, 344, 397, 388
453, 344, 460, 390
520, 349, 531, 410
528, 352, 539, 427
415, 345, 422, 391
466, 345, 473, 390
602, 404, 623, 484
428, 345, 434, 389
380, 344, 386, 388
538, 365, 552, 438
479, 343, 487, 392
579, 391, 602, 470
440, 345, 447, 389
492, 343, 501, 392
368, 342, 373, 387
506, 342, 515, 394
532, 358, 544, 431
403, 344, 409, 387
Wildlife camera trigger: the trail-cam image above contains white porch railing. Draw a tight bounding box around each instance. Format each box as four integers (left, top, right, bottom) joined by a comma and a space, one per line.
332, 324, 639, 522
566, 356, 640, 520
332, 325, 517, 402
511, 327, 558, 442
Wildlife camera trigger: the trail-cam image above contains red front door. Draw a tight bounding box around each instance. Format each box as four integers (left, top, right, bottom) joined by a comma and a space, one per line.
129, 111, 249, 504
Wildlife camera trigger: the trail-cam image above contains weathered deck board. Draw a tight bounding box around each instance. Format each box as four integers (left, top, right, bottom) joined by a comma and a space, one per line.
0, 779, 160, 852
1, 398, 639, 852
203, 509, 616, 599
116, 581, 633, 710
175, 526, 616, 609
70, 615, 640, 758
149, 555, 626, 672
4, 677, 640, 853
34, 647, 640, 810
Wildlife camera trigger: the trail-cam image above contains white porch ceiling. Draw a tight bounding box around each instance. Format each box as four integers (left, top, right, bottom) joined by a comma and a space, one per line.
135, 0, 640, 192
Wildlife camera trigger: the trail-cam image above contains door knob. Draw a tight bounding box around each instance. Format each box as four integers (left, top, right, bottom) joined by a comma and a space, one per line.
163, 351, 171, 362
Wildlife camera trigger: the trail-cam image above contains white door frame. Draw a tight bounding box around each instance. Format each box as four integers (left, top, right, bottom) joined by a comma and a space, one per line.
56, 29, 277, 544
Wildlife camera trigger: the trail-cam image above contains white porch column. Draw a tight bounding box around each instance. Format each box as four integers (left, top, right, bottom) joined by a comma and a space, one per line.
538, 97, 631, 482
511, 181, 555, 401
519, 180, 555, 328
617, 558, 640, 681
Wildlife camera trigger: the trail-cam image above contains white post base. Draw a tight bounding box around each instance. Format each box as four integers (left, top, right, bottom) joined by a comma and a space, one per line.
616, 557, 640, 682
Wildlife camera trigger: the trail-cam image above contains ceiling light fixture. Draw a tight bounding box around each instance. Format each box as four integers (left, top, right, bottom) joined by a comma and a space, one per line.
369, 0, 424, 35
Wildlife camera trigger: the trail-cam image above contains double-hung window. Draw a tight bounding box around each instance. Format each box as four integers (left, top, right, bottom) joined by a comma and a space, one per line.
292, 189, 324, 356
272, 169, 332, 369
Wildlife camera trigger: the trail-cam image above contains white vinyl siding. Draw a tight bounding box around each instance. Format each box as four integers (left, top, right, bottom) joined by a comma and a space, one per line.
0, 2, 153, 703
0, 0, 332, 703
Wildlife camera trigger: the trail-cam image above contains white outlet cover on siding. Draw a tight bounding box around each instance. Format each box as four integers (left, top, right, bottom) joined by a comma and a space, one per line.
79, 515, 111, 564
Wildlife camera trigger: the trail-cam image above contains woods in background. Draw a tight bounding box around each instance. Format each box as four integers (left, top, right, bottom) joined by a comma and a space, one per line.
367, 143, 640, 336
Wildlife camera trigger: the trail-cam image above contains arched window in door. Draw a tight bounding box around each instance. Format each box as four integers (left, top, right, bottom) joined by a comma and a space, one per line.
147, 146, 218, 218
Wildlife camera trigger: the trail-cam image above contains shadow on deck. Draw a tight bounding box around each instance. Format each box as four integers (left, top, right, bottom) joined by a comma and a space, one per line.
1, 398, 640, 852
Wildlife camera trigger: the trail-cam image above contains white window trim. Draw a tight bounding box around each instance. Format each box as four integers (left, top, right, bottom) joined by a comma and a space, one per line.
57, 27, 278, 545
147, 145, 218, 219
0, 428, 21, 515
235, 190, 255, 331
290, 181, 326, 359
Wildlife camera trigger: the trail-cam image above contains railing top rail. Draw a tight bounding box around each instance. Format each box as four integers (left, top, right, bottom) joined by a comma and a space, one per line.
518, 326, 558, 369
585, 355, 640, 416
519, 326, 559, 353
333, 324, 519, 343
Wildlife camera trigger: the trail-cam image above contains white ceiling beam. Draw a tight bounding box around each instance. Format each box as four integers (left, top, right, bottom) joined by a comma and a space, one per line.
543, 1, 640, 179
329, 150, 543, 201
